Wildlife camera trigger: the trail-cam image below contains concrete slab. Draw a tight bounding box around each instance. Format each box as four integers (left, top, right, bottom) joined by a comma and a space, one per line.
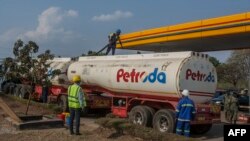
18, 115, 43, 122
5, 115, 64, 130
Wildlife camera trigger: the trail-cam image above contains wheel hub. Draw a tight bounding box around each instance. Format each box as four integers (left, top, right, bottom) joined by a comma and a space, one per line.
134, 112, 143, 125
159, 115, 169, 132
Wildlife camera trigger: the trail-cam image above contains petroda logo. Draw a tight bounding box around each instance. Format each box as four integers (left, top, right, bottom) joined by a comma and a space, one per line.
185, 69, 215, 82
117, 68, 166, 84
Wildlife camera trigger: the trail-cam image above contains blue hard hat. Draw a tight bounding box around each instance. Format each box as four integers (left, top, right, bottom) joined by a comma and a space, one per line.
116, 29, 121, 34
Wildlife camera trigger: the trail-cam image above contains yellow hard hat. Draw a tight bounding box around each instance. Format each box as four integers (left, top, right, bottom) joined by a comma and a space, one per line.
72, 75, 81, 82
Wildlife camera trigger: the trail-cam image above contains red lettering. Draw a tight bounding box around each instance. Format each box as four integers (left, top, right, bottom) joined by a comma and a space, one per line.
135, 72, 140, 82
186, 69, 207, 82
117, 69, 146, 83
197, 71, 201, 81
191, 73, 196, 80
117, 69, 124, 82
186, 69, 192, 80
202, 74, 206, 80
123, 72, 129, 82
140, 72, 145, 81
131, 69, 136, 82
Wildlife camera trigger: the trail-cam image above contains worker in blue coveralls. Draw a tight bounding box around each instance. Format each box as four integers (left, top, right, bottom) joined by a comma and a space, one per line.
106, 29, 123, 55
175, 89, 196, 137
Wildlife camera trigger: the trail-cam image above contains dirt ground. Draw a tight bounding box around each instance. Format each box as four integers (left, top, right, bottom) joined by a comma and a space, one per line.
0, 94, 141, 141
3, 93, 247, 141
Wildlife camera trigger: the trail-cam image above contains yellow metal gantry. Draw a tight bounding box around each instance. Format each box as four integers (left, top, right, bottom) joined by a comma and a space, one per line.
118, 12, 250, 52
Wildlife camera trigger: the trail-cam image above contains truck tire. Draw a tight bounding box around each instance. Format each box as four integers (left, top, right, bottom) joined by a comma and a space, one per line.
191, 124, 212, 134
153, 109, 175, 133
129, 106, 152, 127
143, 106, 155, 127
58, 95, 68, 112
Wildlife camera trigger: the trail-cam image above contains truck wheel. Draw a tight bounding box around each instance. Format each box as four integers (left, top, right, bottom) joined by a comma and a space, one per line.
153, 109, 175, 133
129, 106, 151, 127
143, 106, 155, 127
191, 124, 212, 134
58, 95, 68, 112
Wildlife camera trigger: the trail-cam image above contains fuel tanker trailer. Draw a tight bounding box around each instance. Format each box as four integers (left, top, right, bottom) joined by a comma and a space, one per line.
67, 51, 221, 134
33, 57, 111, 113
33, 58, 72, 108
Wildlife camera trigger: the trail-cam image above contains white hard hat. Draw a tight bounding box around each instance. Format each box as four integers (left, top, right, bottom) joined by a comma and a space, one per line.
182, 89, 189, 96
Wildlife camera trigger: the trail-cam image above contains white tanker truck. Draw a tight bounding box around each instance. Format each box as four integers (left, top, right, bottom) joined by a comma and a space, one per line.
1, 51, 220, 134
67, 51, 221, 134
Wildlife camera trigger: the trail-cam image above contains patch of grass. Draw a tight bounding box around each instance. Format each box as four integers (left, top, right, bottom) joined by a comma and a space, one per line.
96, 117, 198, 141
2, 94, 62, 114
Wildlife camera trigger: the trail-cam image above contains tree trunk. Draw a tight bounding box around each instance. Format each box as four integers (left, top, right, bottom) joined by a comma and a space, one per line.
25, 91, 32, 115
233, 81, 237, 88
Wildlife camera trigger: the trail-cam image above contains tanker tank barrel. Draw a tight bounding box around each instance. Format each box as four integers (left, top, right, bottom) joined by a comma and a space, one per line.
67, 51, 217, 104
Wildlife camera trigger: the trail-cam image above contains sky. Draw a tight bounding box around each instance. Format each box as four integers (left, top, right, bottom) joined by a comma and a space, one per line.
0, 0, 250, 62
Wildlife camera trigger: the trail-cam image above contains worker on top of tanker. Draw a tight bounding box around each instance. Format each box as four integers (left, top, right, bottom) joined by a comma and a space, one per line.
68, 75, 86, 135
106, 29, 123, 55
175, 89, 196, 137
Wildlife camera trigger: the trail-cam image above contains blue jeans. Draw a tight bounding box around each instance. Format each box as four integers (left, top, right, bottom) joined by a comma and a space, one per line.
176, 121, 191, 137
106, 44, 116, 55
69, 108, 81, 134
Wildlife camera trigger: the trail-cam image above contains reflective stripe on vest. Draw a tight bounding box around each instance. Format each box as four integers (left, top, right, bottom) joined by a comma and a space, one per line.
68, 84, 81, 108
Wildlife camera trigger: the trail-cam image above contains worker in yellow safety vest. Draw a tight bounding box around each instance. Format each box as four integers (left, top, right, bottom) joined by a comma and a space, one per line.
68, 75, 86, 135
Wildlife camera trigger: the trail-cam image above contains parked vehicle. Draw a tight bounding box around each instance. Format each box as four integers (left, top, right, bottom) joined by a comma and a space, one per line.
213, 89, 226, 98
1, 57, 111, 114
67, 51, 220, 134
211, 93, 250, 111
2, 51, 221, 134
211, 95, 225, 110
238, 95, 250, 111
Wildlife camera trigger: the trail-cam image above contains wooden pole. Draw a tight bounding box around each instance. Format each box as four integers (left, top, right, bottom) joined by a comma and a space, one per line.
0, 97, 22, 123
25, 91, 32, 115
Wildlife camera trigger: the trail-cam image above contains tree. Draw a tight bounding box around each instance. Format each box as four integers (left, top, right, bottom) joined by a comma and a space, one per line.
230, 49, 250, 90
217, 49, 250, 89
3, 39, 61, 86
217, 63, 242, 88
87, 50, 106, 56
81, 50, 106, 56
209, 56, 220, 67
2, 57, 19, 80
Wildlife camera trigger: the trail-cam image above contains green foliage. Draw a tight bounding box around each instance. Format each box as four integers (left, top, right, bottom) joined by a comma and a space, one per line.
217, 63, 242, 88
216, 49, 250, 89
209, 56, 220, 67
3, 39, 61, 87
82, 50, 106, 56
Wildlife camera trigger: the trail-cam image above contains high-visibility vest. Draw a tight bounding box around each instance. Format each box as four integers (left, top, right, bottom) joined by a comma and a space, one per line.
68, 84, 81, 108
